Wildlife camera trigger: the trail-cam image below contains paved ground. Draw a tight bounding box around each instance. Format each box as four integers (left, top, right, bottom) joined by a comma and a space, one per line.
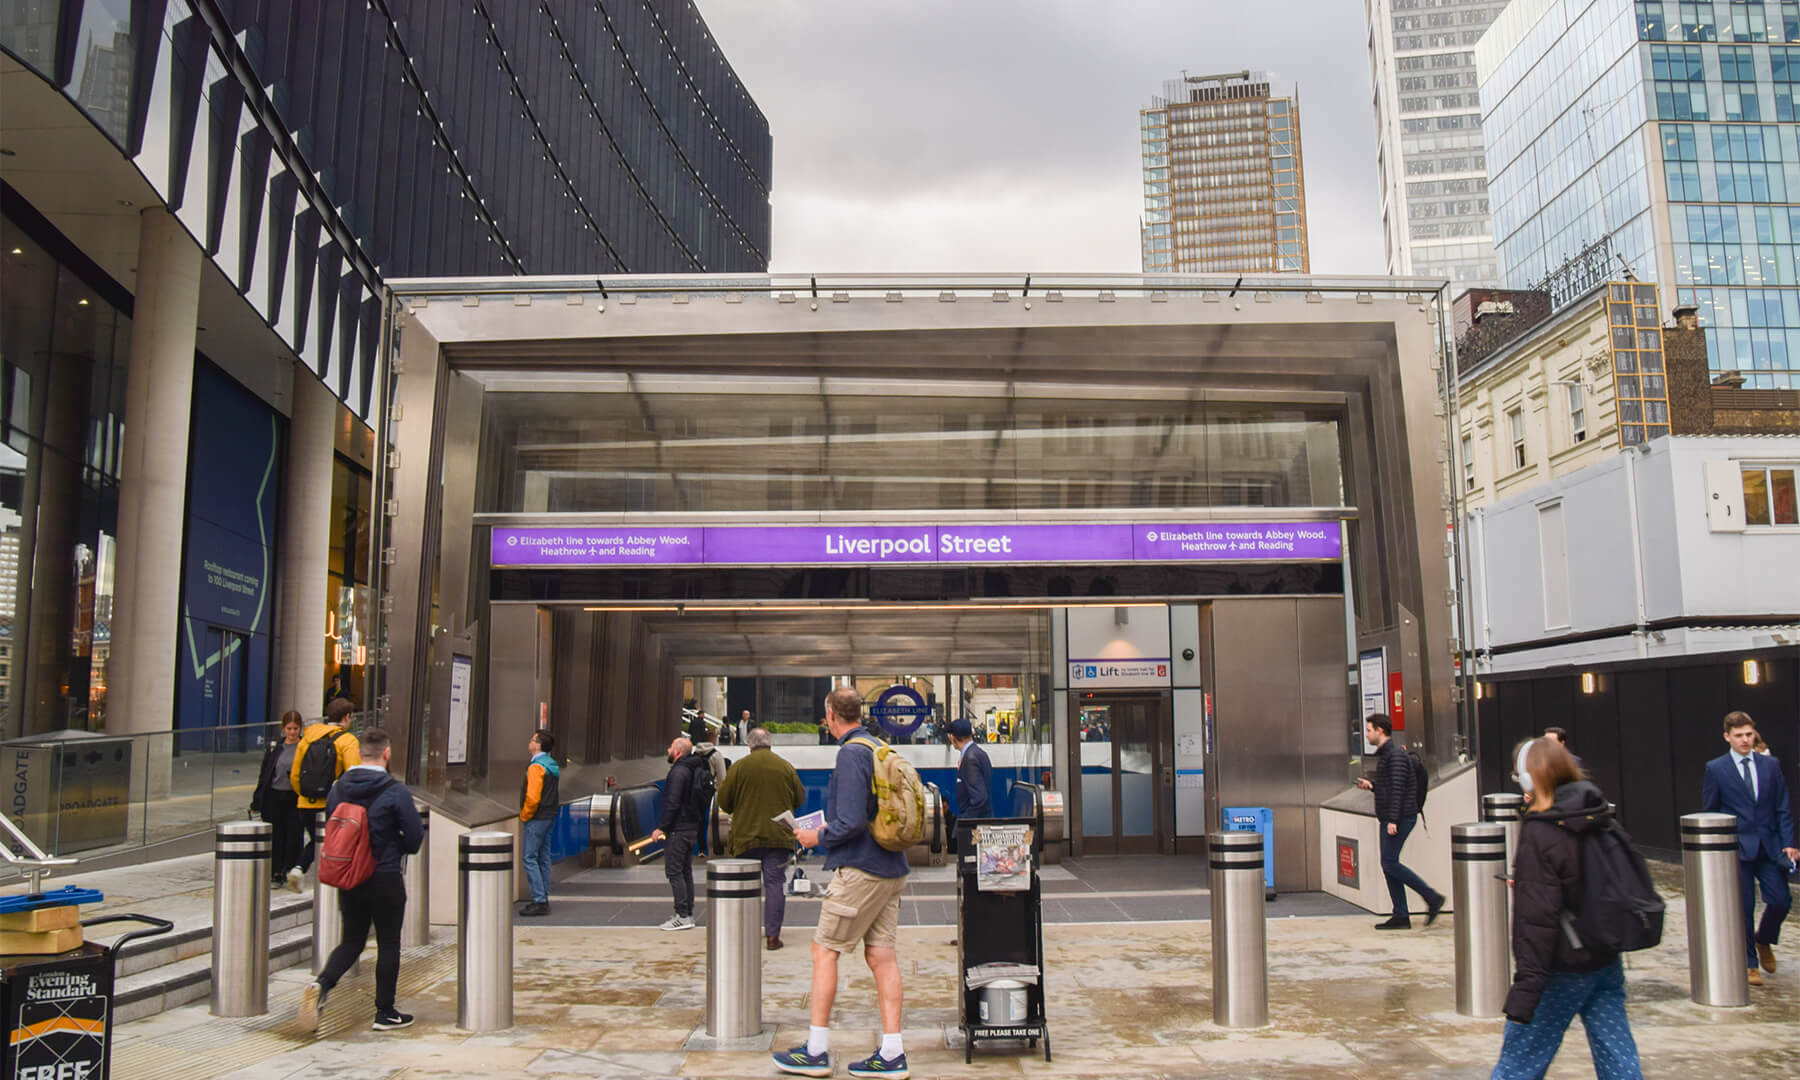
113, 868, 1798, 1080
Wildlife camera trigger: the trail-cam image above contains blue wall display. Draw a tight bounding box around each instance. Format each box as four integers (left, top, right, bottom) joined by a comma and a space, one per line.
175, 364, 283, 749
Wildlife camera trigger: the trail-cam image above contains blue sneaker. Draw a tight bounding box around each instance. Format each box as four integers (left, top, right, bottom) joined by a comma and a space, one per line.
772, 1044, 831, 1078
847, 1050, 909, 1078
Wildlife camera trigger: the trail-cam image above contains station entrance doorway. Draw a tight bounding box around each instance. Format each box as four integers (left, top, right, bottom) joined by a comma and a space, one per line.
1074, 692, 1172, 856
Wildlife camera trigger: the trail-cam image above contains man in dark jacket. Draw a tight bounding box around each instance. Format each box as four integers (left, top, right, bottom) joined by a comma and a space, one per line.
1355, 714, 1443, 930
650, 735, 709, 931
298, 729, 424, 1033
716, 726, 806, 948
1702, 711, 1798, 985
948, 718, 992, 819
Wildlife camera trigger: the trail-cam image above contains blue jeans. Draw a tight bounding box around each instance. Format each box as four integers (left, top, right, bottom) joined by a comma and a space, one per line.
1740, 852, 1793, 965
745, 846, 791, 938
522, 815, 556, 903
1491, 958, 1641, 1080
1379, 815, 1440, 920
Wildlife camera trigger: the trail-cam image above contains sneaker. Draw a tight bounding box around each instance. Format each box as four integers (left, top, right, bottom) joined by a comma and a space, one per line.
847, 1050, 910, 1078
1425, 894, 1445, 927
772, 1045, 831, 1077
1374, 917, 1412, 930
297, 981, 329, 1033
520, 901, 549, 917
286, 867, 305, 894
658, 914, 695, 931
372, 1009, 414, 1031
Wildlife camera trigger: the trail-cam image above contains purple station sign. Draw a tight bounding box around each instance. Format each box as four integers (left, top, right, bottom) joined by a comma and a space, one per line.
492, 521, 1340, 569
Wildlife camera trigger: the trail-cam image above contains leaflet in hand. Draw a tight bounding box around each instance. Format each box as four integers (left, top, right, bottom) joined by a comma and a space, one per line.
773, 809, 826, 831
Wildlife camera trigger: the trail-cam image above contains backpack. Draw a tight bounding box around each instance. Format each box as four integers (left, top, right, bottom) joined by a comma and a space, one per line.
687, 748, 719, 817
298, 728, 349, 800
1567, 817, 1665, 953
317, 780, 393, 890
848, 737, 927, 851
1405, 747, 1431, 818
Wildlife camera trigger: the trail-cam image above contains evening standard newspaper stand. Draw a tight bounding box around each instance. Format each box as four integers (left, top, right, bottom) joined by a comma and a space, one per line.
956, 813, 1050, 1063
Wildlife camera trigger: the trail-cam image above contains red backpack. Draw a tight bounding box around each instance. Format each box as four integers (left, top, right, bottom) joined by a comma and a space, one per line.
317, 783, 390, 889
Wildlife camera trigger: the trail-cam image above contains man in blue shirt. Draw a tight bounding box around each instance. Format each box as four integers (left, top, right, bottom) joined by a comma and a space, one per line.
775, 687, 910, 1079
948, 718, 992, 820
1703, 711, 1799, 987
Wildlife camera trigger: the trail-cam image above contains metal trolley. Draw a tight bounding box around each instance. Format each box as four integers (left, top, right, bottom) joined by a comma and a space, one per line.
955, 810, 1050, 1063
0, 912, 172, 1080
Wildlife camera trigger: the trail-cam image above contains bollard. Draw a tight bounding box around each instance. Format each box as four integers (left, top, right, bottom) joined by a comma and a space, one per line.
1480, 792, 1524, 875
1681, 812, 1748, 1007
1208, 831, 1266, 1028
1452, 822, 1511, 1018
458, 831, 514, 1031
211, 820, 272, 1017
402, 803, 431, 947
311, 810, 351, 976
705, 858, 763, 1039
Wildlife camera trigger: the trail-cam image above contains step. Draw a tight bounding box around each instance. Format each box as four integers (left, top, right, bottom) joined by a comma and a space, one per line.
114, 923, 314, 1024
110, 890, 314, 977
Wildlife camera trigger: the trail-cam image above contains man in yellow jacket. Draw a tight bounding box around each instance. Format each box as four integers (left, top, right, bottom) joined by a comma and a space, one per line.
287, 698, 361, 892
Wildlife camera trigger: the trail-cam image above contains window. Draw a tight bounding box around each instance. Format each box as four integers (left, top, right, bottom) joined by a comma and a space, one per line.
1538, 501, 1571, 629
1720, 46, 1762, 119
1679, 0, 1718, 39
1775, 47, 1800, 119
1566, 383, 1587, 443
1730, 0, 1768, 40
1638, 0, 1666, 39
1741, 464, 1799, 525
1652, 45, 1710, 119
1462, 434, 1475, 490
1508, 408, 1527, 470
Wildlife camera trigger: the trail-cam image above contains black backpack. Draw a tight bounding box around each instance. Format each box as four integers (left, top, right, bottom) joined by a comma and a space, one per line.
297, 728, 349, 800
1568, 817, 1665, 953
688, 749, 719, 815
1405, 747, 1431, 817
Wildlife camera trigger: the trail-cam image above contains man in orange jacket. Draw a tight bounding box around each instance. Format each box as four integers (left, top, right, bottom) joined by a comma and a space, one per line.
288, 698, 362, 892
519, 730, 561, 917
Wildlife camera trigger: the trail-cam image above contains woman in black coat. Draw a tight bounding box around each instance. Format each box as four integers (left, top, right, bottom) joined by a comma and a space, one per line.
251, 711, 306, 884
1490, 737, 1642, 1080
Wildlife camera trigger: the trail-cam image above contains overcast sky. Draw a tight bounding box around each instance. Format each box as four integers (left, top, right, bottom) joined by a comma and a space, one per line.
698, 1, 1387, 276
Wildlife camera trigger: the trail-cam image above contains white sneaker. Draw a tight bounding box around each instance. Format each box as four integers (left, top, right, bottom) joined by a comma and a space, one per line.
658, 914, 696, 931
286, 867, 304, 894
297, 981, 328, 1033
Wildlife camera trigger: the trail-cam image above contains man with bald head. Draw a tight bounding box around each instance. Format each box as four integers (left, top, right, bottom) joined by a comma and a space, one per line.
650, 734, 710, 931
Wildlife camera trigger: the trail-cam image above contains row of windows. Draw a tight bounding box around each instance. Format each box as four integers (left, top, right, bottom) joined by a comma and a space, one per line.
1395, 51, 1477, 72
1404, 153, 1488, 176
1637, 0, 1800, 42
1395, 29, 1489, 49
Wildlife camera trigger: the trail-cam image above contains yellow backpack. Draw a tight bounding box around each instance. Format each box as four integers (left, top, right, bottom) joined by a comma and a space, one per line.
848, 737, 927, 851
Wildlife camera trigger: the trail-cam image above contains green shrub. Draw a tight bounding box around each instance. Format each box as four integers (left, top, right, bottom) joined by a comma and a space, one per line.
762, 721, 820, 734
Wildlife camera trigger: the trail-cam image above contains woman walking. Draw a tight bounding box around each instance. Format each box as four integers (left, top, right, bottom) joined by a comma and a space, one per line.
251, 711, 307, 886
1491, 737, 1642, 1080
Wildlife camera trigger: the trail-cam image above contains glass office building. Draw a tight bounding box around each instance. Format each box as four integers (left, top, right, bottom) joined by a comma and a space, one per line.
1366, 0, 1509, 285
1478, 0, 1800, 388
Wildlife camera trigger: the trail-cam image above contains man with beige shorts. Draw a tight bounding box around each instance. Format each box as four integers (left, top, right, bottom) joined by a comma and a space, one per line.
775, 686, 911, 1079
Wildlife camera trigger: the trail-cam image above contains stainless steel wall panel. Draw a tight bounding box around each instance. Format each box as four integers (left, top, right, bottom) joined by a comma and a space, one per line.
1297, 597, 1350, 892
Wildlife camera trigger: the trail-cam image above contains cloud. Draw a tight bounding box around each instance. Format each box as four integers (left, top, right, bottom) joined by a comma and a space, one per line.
698, 0, 1386, 275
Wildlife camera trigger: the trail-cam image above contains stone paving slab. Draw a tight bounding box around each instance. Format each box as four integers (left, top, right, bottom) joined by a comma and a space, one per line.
115, 890, 1797, 1080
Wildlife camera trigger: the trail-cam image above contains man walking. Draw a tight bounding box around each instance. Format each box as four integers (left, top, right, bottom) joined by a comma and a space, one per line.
649, 735, 709, 931
948, 718, 992, 820
1703, 711, 1798, 987
715, 726, 806, 948
774, 687, 910, 1079
288, 698, 361, 892
518, 729, 560, 918
298, 729, 423, 1032
1355, 713, 1444, 930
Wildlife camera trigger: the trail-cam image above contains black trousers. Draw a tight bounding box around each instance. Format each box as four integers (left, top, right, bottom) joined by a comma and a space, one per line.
665, 828, 698, 917
297, 806, 323, 872
262, 790, 303, 874
318, 871, 406, 1013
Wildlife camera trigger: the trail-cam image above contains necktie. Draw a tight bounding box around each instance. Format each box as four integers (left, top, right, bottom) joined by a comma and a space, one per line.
1742, 756, 1756, 800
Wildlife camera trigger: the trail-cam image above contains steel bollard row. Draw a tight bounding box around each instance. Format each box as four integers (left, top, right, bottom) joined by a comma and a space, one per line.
1208, 830, 1266, 1028
458, 831, 514, 1032
705, 858, 763, 1039
211, 820, 272, 1017
1681, 812, 1748, 1008
1452, 822, 1510, 1018
402, 803, 431, 948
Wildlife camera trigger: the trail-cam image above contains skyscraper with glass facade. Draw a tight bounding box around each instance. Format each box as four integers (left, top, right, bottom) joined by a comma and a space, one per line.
1366, 0, 1509, 285
1140, 73, 1309, 274
1478, 0, 1800, 388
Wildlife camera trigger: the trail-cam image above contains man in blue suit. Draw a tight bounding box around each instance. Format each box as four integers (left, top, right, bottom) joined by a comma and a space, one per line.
1703, 711, 1800, 987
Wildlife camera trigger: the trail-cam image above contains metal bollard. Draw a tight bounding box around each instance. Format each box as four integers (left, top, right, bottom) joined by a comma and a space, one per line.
458, 831, 514, 1031
1452, 822, 1511, 1018
211, 820, 272, 1017
1208, 831, 1267, 1028
1480, 792, 1524, 875
1681, 812, 1748, 1007
402, 803, 431, 947
311, 810, 351, 976
705, 858, 763, 1039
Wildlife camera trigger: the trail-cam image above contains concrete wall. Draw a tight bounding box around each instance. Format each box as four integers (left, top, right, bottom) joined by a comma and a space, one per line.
1320, 764, 1478, 914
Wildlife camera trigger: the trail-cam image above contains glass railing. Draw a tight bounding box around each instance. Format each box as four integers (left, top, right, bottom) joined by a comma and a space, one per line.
0, 715, 372, 870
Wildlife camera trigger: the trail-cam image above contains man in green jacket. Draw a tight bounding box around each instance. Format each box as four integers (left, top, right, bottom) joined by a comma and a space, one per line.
716, 726, 807, 949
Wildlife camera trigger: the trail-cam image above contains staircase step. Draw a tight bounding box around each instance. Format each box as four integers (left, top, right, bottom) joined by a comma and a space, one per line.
114, 924, 313, 1025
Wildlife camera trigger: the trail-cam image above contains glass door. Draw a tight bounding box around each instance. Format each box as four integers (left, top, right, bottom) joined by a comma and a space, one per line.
1074, 692, 1172, 854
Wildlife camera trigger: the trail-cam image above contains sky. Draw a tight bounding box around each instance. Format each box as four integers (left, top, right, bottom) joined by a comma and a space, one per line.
697, 0, 1388, 276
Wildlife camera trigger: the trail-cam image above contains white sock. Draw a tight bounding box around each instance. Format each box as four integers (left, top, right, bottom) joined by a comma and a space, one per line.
880, 1033, 903, 1060
807, 1026, 829, 1056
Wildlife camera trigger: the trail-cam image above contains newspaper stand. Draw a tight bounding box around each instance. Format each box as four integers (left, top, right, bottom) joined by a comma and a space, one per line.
956, 812, 1051, 1063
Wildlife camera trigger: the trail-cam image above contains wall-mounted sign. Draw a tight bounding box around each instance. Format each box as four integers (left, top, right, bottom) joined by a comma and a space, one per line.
1337, 836, 1359, 888
868, 684, 932, 739
1358, 647, 1388, 753
447, 656, 473, 766
491, 521, 1343, 569
1068, 659, 1170, 689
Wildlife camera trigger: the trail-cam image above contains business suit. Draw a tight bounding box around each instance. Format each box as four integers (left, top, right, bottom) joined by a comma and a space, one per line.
1703, 750, 1797, 967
